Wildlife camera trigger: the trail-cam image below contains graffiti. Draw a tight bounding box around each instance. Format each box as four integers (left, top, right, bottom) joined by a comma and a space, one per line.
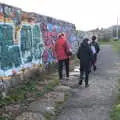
41, 22, 79, 64
20, 25, 32, 63
0, 4, 4, 22
41, 23, 58, 64
12, 9, 21, 26
32, 24, 44, 64
0, 3, 77, 76
20, 24, 44, 64
69, 32, 78, 53
0, 24, 21, 74
0, 24, 13, 70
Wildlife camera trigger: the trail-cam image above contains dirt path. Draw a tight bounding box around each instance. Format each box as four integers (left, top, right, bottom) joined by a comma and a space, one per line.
57, 45, 120, 120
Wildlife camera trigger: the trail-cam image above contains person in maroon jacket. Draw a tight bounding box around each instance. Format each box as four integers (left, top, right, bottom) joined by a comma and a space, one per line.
55, 33, 71, 81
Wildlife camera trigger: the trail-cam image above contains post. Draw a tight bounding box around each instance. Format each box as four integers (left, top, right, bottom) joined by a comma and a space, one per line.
117, 16, 119, 39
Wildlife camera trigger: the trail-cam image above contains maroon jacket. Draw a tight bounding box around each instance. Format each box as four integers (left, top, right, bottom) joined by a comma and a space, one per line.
55, 37, 69, 60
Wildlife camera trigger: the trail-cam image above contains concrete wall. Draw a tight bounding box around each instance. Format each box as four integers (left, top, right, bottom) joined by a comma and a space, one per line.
0, 3, 78, 77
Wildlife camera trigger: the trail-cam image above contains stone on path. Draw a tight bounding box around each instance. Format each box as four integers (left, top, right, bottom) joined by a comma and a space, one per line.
16, 112, 45, 120
29, 98, 55, 115
54, 85, 71, 93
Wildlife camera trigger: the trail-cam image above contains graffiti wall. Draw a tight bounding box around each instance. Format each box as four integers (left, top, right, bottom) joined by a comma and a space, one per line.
0, 3, 78, 76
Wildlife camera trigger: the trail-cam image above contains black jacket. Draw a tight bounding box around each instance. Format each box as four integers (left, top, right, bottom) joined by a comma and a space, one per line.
77, 41, 93, 66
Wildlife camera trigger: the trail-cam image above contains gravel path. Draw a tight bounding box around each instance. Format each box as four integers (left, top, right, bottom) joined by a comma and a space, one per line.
57, 45, 120, 120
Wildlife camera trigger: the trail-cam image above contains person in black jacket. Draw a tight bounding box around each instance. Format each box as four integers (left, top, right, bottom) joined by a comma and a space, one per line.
77, 38, 93, 87
91, 36, 100, 71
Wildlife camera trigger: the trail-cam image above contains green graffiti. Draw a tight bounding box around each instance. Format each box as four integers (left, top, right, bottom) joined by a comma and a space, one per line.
1, 46, 21, 70
0, 25, 13, 45
0, 24, 21, 70
32, 24, 44, 60
1, 46, 12, 70
9, 46, 21, 67
21, 25, 32, 63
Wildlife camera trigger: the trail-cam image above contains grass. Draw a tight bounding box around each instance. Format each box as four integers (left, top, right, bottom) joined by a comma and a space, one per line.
99, 39, 120, 51
44, 112, 55, 120
111, 94, 120, 120
98, 40, 120, 54
0, 117, 12, 120
111, 78, 120, 120
111, 103, 120, 120
0, 73, 59, 120
0, 76, 59, 106
110, 40, 120, 53
36, 79, 59, 97
98, 40, 111, 45
0, 57, 78, 120
0, 80, 37, 107
107, 40, 120, 120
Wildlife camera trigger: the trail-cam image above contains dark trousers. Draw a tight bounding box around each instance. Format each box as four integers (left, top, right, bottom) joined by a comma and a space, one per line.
91, 54, 97, 70
80, 64, 90, 85
58, 59, 69, 79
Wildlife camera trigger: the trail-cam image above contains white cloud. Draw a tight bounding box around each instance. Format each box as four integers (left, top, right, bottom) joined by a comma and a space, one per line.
0, 0, 120, 30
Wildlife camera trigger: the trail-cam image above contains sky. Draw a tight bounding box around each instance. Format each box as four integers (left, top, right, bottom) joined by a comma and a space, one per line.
0, 0, 120, 31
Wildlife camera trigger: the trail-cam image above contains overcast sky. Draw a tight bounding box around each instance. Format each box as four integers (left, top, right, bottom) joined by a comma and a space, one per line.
0, 0, 120, 31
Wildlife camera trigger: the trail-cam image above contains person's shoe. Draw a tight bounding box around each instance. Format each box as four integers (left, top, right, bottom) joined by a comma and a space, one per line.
79, 80, 82, 85
93, 65, 96, 71
85, 84, 89, 88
